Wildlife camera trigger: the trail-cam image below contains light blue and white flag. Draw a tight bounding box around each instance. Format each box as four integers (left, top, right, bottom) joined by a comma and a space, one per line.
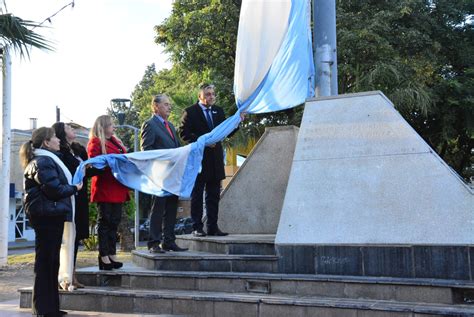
73, 0, 314, 198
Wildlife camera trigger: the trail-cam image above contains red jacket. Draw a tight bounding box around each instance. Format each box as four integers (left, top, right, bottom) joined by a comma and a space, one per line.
87, 136, 130, 203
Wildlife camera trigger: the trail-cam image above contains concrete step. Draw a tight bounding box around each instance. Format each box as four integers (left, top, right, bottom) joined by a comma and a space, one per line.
175, 234, 275, 255
18, 286, 474, 317
74, 264, 474, 306
132, 249, 278, 273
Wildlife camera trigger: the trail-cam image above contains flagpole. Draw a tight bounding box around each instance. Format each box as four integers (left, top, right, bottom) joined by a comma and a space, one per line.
313, 0, 338, 97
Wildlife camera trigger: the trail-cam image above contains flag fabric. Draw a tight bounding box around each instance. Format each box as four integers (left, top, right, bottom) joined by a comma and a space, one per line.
73, 0, 314, 198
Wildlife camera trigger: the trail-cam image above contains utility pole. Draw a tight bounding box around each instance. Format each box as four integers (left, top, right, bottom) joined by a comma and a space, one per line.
0, 47, 12, 266
56, 106, 60, 122
313, 0, 338, 97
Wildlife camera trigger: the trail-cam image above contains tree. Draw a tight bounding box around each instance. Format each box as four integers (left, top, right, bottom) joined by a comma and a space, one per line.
138, 0, 472, 179
0, 13, 52, 57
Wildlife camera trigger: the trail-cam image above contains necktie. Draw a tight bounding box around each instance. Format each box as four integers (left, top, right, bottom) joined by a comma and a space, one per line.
205, 108, 214, 129
164, 120, 175, 140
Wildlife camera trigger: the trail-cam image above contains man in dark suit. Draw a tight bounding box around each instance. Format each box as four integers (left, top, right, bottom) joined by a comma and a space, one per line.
141, 94, 188, 252
179, 84, 241, 237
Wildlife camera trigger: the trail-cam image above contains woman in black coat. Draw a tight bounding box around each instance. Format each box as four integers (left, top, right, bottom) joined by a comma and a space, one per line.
20, 127, 82, 317
52, 122, 91, 288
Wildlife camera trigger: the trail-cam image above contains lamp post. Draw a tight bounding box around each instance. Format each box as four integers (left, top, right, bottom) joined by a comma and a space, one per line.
110, 98, 140, 249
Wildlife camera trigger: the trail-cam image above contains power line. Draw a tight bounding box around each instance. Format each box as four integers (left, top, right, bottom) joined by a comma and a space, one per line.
33, 1, 75, 30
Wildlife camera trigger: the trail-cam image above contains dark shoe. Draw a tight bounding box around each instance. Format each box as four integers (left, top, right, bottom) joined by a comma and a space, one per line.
108, 257, 123, 269
59, 311, 68, 315
98, 255, 114, 270
192, 229, 206, 237
207, 228, 228, 236
149, 245, 165, 253
161, 242, 188, 252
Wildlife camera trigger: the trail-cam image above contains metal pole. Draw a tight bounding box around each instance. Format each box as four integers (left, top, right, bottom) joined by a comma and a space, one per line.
56, 106, 60, 122
0, 48, 12, 265
133, 129, 139, 249
313, 0, 338, 96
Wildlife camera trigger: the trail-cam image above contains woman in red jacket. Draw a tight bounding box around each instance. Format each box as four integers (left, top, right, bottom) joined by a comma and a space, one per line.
87, 115, 130, 270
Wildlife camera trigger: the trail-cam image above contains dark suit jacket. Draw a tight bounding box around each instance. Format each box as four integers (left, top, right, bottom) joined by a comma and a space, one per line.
141, 115, 181, 151
179, 102, 226, 181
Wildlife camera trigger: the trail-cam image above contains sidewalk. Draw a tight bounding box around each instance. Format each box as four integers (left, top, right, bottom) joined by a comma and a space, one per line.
0, 299, 187, 317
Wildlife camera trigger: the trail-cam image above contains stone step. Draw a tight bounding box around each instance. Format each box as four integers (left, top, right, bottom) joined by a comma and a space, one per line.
132, 249, 278, 273
75, 264, 474, 305
18, 286, 474, 317
175, 234, 275, 255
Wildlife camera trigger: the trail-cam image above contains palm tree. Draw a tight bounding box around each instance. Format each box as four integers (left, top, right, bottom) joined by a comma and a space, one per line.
0, 13, 52, 57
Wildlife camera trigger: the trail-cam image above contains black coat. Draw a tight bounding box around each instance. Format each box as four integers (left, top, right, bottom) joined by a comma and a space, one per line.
179, 102, 227, 181
24, 154, 77, 224
60, 143, 91, 240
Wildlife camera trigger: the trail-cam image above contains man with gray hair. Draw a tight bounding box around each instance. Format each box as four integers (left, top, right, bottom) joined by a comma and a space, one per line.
179, 84, 244, 237
141, 94, 188, 252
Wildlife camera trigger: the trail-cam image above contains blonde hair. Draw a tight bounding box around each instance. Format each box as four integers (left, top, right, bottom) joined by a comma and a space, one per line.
89, 115, 113, 154
19, 127, 55, 169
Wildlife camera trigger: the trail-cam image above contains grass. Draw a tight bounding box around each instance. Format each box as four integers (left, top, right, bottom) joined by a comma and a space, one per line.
8, 250, 132, 268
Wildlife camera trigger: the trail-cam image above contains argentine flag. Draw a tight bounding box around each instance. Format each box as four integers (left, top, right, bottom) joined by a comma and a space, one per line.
73, 0, 314, 198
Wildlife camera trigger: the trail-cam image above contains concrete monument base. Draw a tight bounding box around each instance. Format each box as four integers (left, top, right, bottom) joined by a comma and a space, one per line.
275, 91, 473, 280
219, 126, 299, 234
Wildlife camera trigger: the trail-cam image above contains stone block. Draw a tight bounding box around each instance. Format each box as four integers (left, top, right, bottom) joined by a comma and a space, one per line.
134, 297, 173, 314
304, 307, 358, 317
102, 295, 134, 313
315, 246, 363, 276
293, 245, 315, 274
172, 299, 214, 317
363, 247, 413, 278
197, 277, 244, 293
356, 310, 411, 317
220, 126, 299, 234
414, 246, 470, 280
213, 301, 258, 317
259, 303, 306, 317
231, 259, 274, 273
270, 280, 297, 294
276, 245, 294, 273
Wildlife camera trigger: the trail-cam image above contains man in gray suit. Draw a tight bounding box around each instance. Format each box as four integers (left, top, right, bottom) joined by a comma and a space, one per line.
141, 94, 188, 253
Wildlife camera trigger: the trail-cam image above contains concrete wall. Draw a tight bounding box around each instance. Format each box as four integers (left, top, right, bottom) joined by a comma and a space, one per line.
219, 126, 298, 234
276, 91, 474, 245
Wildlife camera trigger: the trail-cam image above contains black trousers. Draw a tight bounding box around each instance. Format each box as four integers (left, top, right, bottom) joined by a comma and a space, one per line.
191, 177, 221, 232
148, 195, 178, 247
97, 202, 122, 257
31, 215, 65, 316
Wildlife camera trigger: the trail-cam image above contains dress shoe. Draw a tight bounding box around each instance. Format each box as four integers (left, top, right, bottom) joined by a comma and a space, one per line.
98, 255, 114, 270
192, 229, 206, 237
149, 244, 165, 253
161, 242, 188, 252
108, 257, 123, 269
207, 228, 228, 236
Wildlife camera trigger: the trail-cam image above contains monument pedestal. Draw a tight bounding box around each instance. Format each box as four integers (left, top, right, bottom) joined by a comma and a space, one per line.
276, 91, 474, 280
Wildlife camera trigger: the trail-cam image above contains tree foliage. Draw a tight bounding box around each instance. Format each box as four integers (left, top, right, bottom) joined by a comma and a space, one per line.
131, 0, 473, 180
0, 13, 53, 58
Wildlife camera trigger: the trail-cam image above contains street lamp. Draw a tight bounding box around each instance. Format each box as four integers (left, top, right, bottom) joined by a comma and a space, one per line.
110, 98, 140, 249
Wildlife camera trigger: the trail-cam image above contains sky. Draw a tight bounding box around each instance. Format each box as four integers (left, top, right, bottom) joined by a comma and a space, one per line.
8, 0, 173, 130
